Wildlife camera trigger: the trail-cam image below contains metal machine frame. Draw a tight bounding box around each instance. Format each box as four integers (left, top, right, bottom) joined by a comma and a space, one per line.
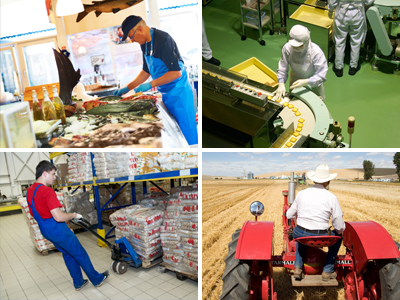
367, 0, 400, 74
203, 62, 351, 148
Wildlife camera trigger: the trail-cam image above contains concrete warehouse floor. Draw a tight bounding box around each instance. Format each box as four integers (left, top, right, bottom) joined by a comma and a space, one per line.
0, 214, 197, 300
202, 0, 400, 148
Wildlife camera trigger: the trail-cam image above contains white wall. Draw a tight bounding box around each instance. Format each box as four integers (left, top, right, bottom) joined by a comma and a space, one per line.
0, 152, 67, 197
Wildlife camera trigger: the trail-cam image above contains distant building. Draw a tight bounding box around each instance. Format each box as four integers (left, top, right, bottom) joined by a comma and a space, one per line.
247, 172, 254, 179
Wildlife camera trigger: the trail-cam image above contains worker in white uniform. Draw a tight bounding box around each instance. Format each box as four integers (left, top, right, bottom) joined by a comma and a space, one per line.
328, 0, 374, 76
202, 18, 221, 66
287, 164, 345, 281
273, 25, 328, 102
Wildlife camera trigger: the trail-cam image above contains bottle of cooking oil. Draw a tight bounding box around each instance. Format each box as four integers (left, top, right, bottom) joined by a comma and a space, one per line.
42, 87, 57, 121
32, 90, 44, 121
52, 85, 67, 124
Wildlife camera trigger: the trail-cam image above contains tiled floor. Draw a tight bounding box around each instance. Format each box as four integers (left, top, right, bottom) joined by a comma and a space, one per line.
0, 214, 198, 300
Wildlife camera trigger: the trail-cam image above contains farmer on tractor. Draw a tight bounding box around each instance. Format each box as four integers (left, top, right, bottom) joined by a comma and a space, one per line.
287, 164, 345, 281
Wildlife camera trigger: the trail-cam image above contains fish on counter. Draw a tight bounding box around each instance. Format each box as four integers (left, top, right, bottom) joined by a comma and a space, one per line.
77, 0, 144, 22
66, 122, 162, 148
85, 99, 156, 115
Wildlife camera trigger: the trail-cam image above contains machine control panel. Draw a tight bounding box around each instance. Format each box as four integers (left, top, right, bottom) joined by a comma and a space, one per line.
230, 84, 268, 106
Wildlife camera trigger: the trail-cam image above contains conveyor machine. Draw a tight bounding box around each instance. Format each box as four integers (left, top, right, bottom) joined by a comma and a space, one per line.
367, 0, 400, 74
202, 62, 353, 148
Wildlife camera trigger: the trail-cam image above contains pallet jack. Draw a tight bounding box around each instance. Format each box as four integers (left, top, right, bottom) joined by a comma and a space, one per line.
71, 218, 142, 274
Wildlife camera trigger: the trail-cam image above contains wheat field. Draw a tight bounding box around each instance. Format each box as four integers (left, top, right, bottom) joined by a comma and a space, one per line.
202, 179, 400, 300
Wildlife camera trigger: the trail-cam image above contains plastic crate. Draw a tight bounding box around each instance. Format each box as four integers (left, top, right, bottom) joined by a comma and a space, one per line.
245, 10, 266, 27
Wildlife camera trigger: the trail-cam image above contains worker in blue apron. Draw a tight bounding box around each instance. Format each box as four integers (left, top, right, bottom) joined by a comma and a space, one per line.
27, 161, 109, 291
114, 15, 198, 145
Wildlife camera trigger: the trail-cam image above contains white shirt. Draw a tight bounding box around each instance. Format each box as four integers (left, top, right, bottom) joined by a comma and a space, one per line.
276, 42, 328, 88
286, 184, 345, 234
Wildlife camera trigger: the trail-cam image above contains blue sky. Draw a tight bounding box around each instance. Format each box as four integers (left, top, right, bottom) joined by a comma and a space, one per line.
203, 152, 397, 176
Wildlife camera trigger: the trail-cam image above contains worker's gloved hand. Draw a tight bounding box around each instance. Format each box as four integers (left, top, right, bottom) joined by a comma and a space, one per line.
290, 79, 309, 90
114, 86, 130, 96
328, 11, 334, 19
74, 213, 83, 220
135, 82, 152, 93
272, 82, 286, 101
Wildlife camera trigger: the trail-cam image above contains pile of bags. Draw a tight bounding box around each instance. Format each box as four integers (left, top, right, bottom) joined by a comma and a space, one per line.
93, 152, 147, 179
157, 152, 198, 171
161, 183, 198, 276
110, 205, 164, 262
18, 192, 73, 252
108, 180, 198, 275
67, 153, 93, 183
84, 152, 198, 180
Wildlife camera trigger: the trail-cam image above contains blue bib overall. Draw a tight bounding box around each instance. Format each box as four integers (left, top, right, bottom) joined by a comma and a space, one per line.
28, 184, 103, 288
145, 29, 198, 145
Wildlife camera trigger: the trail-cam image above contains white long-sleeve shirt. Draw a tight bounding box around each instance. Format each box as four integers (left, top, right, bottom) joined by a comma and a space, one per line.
286, 184, 345, 234
276, 42, 328, 88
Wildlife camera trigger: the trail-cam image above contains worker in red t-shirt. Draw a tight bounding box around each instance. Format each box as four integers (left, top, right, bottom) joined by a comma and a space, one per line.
27, 161, 109, 291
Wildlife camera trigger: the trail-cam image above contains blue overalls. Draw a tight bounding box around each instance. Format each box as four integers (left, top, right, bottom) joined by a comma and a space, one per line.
145, 29, 198, 145
28, 184, 103, 289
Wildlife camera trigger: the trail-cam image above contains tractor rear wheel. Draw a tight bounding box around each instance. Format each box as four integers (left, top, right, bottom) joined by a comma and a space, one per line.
379, 240, 400, 300
220, 229, 250, 300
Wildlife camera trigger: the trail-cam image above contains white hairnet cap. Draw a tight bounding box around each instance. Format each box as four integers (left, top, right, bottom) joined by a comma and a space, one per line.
289, 25, 310, 47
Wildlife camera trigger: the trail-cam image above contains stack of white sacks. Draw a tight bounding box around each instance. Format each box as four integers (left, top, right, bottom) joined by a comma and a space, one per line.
109, 204, 164, 262
157, 152, 198, 171
93, 152, 147, 179
108, 182, 198, 274
18, 192, 73, 252
67, 153, 93, 183
161, 182, 198, 275
72, 152, 198, 181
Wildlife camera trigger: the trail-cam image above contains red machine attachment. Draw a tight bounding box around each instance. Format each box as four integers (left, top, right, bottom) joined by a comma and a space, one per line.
295, 236, 341, 248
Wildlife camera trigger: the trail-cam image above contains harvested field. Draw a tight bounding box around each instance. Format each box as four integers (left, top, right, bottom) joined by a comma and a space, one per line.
202, 179, 400, 300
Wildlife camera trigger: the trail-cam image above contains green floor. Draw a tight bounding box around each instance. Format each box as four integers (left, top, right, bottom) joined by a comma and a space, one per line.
202, 0, 400, 148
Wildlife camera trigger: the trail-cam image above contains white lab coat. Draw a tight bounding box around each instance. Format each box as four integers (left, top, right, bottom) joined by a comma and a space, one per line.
277, 41, 328, 100
202, 18, 212, 60
328, 0, 374, 69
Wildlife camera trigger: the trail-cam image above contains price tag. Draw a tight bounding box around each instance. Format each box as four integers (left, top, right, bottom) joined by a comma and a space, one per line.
128, 176, 135, 181
110, 178, 115, 182
91, 54, 105, 66
180, 169, 190, 176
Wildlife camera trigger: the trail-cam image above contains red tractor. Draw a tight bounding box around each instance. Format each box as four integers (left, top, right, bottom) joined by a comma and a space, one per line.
220, 176, 400, 300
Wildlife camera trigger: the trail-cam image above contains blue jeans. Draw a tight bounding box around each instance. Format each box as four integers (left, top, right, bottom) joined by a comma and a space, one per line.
293, 226, 342, 273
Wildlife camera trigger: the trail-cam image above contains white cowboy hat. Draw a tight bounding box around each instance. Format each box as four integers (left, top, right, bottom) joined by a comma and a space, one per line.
306, 164, 337, 183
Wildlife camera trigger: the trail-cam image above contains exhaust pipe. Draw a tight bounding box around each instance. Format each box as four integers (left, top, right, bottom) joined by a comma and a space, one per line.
288, 172, 295, 204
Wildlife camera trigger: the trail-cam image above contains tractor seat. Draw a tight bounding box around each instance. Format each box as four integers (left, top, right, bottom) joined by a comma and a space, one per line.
294, 236, 341, 248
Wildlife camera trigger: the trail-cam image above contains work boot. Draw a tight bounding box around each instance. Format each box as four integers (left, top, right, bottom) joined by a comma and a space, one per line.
349, 63, 361, 76
203, 57, 221, 66
322, 271, 337, 281
332, 64, 343, 77
293, 267, 304, 279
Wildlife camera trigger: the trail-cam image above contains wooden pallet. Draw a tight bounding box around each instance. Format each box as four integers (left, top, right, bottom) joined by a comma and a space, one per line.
160, 262, 198, 282
39, 247, 58, 256
142, 256, 163, 269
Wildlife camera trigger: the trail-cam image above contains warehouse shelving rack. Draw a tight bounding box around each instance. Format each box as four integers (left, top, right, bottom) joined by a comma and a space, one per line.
239, 0, 281, 45
50, 152, 198, 246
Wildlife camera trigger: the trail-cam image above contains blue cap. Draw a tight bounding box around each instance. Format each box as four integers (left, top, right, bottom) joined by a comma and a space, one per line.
121, 15, 142, 41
